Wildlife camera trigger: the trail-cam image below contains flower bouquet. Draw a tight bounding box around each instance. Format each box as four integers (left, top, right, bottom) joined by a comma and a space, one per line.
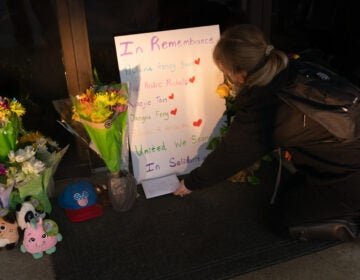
4, 132, 68, 213
71, 83, 128, 173
71, 80, 137, 211
0, 96, 25, 161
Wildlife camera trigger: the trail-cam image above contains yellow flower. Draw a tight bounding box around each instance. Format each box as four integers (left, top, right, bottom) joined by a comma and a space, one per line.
18, 131, 44, 144
116, 96, 127, 105
216, 83, 230, 99
9, 100, 26, 117
72, 84, 128, 123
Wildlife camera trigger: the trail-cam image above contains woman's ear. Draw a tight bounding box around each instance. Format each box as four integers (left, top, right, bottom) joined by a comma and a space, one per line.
234, 70, 248, 84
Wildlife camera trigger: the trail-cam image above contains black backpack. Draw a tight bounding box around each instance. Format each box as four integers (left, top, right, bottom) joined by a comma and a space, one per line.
278, 60, 360, 142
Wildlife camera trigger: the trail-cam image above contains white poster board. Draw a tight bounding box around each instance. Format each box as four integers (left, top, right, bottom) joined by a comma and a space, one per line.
114, 25, 225, 191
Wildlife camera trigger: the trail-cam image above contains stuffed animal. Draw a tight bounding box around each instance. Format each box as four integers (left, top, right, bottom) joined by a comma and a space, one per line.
20, 218, 62, 259
0, 208, 20, 250
16, 196, 49, 230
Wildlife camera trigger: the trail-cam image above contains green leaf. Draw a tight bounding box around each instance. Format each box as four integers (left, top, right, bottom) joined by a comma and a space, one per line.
93, 68, 101, 85
252, 161, 261, 170
0, 175, 7, 184
206, 136, 222, 150
247, 175, 261, 185
219, 125, 229, 136
262, 154, 272, 161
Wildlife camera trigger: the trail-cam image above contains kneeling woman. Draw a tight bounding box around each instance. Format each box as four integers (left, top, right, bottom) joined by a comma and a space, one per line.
173, 24, 360, 241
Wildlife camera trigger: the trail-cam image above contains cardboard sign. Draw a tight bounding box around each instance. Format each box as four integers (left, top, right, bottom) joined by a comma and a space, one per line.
114, 25, 225, 186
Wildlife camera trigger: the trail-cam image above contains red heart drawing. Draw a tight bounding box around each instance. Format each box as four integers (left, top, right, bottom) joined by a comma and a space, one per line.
189, 76, 195, 83
169, 93, 174, 99
194, 58, 200, 65
170, 108, 177, 115
193, 118, 202, 127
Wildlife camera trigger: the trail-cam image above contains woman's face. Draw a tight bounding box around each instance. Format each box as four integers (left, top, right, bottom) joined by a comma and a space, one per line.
218, 64, 247, 87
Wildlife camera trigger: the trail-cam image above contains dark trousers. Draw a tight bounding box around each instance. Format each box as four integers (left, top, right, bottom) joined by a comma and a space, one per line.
276, 171, 360, 227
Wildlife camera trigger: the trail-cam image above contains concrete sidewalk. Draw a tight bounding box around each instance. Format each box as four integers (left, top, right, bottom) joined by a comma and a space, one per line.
234, 241, 360, 280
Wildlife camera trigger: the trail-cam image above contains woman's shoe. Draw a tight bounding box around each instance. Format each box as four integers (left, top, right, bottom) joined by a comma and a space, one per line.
289, 217, 359, 241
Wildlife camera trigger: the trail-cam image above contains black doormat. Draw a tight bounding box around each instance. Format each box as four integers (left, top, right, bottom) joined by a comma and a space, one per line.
50, 162, 340, 280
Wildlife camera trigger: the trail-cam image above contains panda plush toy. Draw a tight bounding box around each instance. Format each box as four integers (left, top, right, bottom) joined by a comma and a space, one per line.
16, 196, 49, 230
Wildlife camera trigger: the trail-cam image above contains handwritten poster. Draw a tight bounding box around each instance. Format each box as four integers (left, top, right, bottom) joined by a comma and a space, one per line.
114, 25, 225, 185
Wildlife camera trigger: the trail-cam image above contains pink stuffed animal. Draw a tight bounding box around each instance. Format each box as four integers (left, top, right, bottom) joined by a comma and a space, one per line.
20, 218, 62, 259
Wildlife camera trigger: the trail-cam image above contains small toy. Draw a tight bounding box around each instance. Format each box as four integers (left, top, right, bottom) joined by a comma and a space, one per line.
94, 184, 110, 207
16, 196, 49, 230
20, 217, 62, 259
0, 208, 20, 250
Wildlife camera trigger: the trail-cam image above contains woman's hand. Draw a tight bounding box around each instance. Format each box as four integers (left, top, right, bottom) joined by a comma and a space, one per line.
173, 179, 192, 197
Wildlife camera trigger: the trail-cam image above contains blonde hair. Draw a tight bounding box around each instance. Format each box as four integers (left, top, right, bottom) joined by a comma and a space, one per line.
213, 24, 288, 87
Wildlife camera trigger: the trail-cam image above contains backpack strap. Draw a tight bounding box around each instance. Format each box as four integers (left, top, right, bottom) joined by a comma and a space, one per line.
270, 148, 282, 205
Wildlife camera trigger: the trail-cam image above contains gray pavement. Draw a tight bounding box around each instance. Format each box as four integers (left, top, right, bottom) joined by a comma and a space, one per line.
234, 242, 360, 280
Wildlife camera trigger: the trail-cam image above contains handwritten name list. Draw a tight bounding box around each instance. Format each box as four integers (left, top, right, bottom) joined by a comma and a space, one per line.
114, 25, 225, 184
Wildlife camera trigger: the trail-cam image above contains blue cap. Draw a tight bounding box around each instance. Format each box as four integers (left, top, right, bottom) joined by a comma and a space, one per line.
57, 180, 103, 222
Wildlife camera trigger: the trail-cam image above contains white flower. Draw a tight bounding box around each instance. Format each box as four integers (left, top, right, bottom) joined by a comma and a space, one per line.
8, 146, 36, 163
7, 150, 15, 162
13, 171, 26, 184
36, 137, 47, 146
21, 158, 45, 174
48, 139, 59, 149
21, 157, 46, 175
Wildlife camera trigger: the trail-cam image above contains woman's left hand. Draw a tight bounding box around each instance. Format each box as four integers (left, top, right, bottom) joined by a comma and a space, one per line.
173, 179, 192, 197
